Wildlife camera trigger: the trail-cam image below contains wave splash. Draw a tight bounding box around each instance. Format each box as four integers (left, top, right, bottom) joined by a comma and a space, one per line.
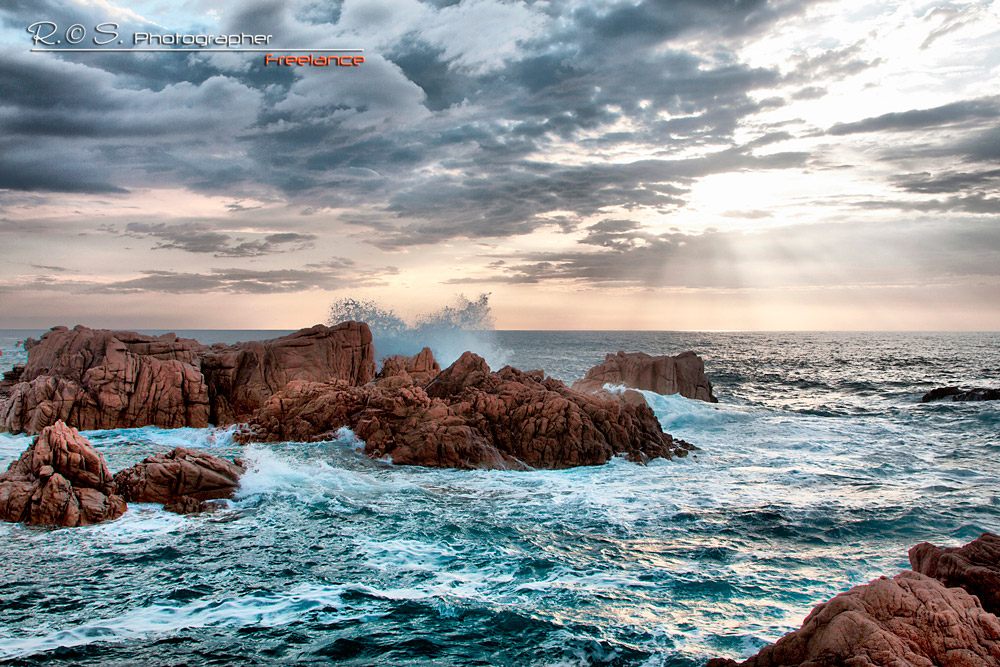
327, 293, 508, 369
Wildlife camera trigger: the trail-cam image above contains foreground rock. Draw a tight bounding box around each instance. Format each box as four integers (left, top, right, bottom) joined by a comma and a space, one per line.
238, 351, 695, 469
0, 421, 126, 526
708, 532, 1000, 667
1, 322, 375, 434
114, 448, 246, 514
707, 570, 1000, 667
921, 386, 1000, 402
910, 532, 1000, 615
572, 351, 717, 403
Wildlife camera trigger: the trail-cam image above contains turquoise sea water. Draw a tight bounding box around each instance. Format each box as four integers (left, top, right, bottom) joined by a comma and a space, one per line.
0, 330, 997, 666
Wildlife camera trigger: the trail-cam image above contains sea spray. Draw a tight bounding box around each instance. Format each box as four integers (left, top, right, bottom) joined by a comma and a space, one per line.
327, 293, 509, 369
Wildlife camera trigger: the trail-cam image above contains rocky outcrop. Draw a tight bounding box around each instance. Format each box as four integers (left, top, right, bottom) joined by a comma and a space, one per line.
921, 386, 1000, 402
0, 421, 126, 526
707, 570, 1000, 667
237, 351, 695, 469
707, 533, 1000, 667
378, 347, 441, 383
910, 532, 1000, 615
571, 350, 717, 403
113, 447, 245, 514
200, 322, 375, 424
1, 323, 375, 434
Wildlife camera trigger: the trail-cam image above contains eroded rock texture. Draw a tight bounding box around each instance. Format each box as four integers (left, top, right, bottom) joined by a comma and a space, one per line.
571, 350, 717, 403
910, 532, 1000, 615
238, 351, 694, 469
707, 571, 1000, 667
378, 347, 441, 384
113, 447, 245, 514
1, 323, 375, 434
0, 421, 126, 526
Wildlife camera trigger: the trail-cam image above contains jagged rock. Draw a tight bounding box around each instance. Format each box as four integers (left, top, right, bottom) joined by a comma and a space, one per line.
113, 447, 245, 508
571, 350, 717, 403
200, 322, 375, 424
237, 351, 695, 470
0, 421, 126, 527
707, 570, 1000, 667
910, 532, 1000, 615
1, 322, 375, 434
378, 347, 441, 383
921, 386, 1000, 402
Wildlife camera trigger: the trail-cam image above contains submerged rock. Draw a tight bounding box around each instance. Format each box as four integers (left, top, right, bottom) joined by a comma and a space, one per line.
1, 322, 375, 434
113, 447, 245, 514
0, 421, 126, 527
707, 533, 1000, 667
910, 532, 1000, 615
237, 351, 695, 469
572, 350, 717, 403
921, 386, 1000, 402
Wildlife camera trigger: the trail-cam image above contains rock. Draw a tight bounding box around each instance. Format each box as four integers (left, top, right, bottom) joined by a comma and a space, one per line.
707, 570, 1000, 667
113, 447, 245, 508
571, 350, 717, 403
921, 386, 1000, 402
237, 351, 696, 470
909, 532, 1000, 615
0, 421, 126, 527
378, 347, 441, 383
200, 322, 375, 424
1, 322, 375, 434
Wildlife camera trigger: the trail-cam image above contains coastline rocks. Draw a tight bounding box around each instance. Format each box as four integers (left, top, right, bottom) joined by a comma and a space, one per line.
1, 322, 375, 434
0, 421, 126, 527
113, 447, 246, 514
910, 532, 1000, 615
571, 350, 717, 403
200, 322, 375, 424
237, 351, 695, 469
921, 386, 1000, 402
378, 347, 441, 383
0, 326, 210, 435
706, 570, 1000, 667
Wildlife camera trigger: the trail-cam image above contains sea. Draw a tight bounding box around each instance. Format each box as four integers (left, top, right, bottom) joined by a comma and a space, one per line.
0, 329, 997, 667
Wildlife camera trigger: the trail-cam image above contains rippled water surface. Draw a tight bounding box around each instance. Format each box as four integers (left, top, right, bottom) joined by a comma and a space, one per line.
1, 330, 997, 666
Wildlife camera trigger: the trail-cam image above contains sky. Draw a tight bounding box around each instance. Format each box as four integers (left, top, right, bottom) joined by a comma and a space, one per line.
0, 0, 998, 330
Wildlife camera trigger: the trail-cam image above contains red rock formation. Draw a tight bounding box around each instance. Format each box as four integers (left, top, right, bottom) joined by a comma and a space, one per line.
201, 322, 375, 424
113, 447, 245, 514
378, 347, 441, 383
237, 351, 695, 469
1, 323, 376, 434
0, 421, 126, 526
707, 570, 1000, 667
571, 350, 717, 403
910, 532, 1000, 615
0, 326, 210, 434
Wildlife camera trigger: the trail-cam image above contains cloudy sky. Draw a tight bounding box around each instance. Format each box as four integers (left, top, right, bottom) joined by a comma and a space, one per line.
1, 0, 998, 329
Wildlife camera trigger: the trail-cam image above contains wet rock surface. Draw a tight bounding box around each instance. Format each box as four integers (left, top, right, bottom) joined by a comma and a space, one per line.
0, 421, 126, 527
113, 447, 246, 514
1, 323, 375, 434
238, 351, 695, 469
572, 350, 717, 403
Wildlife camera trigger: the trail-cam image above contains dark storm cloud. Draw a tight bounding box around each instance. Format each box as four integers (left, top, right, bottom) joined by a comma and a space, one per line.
0, 0, 818, 230
893, 169, 1000, 195
828, 98, 1000, 135
124, 222, 317, 257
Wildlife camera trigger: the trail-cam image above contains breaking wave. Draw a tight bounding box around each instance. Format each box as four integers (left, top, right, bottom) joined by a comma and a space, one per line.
327, 293, 508, 368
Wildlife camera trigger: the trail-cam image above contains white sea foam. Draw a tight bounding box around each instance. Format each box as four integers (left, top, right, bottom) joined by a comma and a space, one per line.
0, 583, 355, 661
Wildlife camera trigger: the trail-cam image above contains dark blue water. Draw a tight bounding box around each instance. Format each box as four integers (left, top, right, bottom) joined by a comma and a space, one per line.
0, 330, 997, 666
